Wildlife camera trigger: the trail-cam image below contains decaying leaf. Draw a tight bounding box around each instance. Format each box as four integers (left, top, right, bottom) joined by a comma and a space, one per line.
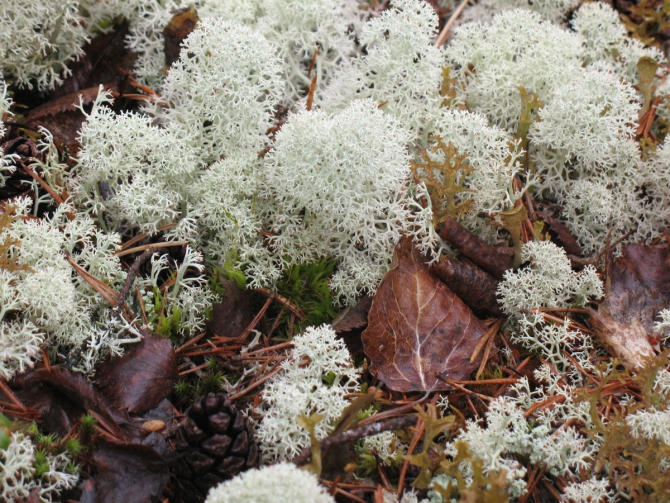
95, 332, 177, 414
206, 279, 256, 338
332, 296, 372, 334
17, 367, 129, 438
588, 307, 654, 370
589, 244, 670, 368
361, 238, 488, 392
91, 439, 170, 503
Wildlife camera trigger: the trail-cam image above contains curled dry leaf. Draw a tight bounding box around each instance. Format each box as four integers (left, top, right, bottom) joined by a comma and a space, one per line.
91, 439, 170, 503
17, 367, 129, 437
589, 244, 670, 368
362, 238, 487, 392
94, 332, 177, 414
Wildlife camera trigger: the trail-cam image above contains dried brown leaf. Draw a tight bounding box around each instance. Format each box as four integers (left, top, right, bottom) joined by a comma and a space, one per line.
206, 279, 256, 339
332, 296, 372, 334
17, 367, 129, 437
95, 332, 177, 414
588, 307, 654, 370
361, 238, 487, 392
589, 244, 670, 368
536, 211, 582, 256
91, 439, 169, 503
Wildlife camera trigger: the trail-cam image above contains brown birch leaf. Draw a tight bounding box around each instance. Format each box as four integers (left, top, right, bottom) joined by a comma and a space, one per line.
361, 237, 488, 392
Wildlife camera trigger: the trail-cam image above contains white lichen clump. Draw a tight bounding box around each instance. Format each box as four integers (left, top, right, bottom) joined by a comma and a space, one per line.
0, 197, 137, 376
497, 241, 603, 319
432, 368, 594, 500
0, 433, 77, 502
153, 17, 285, 166
264, 99, 433, 301
320, 0, 444, 136
255, 325, 360, 462
0, 0, 89, 90
205, 462, 335, 503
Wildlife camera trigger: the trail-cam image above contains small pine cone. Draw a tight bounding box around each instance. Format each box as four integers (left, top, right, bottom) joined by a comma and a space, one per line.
169, 392, 259, 502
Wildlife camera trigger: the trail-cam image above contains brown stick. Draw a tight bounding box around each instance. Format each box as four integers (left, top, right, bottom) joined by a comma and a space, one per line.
111, 248, 163, 320
292, 415, 418, 467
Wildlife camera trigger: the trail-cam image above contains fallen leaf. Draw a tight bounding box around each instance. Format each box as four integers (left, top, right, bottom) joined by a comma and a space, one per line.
15, 379, 83, 437
17, 367, 128, 437
92, 439, 169, 503
361, 238, 488, 392
52, 20, 135, 98
163, 6, 200, 69
332, 296, 372, 334
95, 332, 177, 414
206, 279, 256, 339
588, 307, 654, 370
537, 211, 582, 256
589, 244, 670, 368
604, 244, 670, 333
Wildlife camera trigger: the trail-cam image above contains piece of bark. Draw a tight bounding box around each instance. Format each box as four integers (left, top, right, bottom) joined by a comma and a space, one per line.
429, 255, 502, 316
439, 216, 511, 279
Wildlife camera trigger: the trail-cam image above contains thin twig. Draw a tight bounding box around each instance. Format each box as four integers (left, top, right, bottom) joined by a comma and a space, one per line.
397, 416, 424, 496
111, 248, 162, 320
116, 240, 188, 257
119, 223, 177, 251
434, 0, 469, 48
0, 379, 26, 410
470, 319, 502, 363
229, 364, 284, 401
444, 380, 494, 402
254, 287, 306, 319
292, 415, 418, 466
